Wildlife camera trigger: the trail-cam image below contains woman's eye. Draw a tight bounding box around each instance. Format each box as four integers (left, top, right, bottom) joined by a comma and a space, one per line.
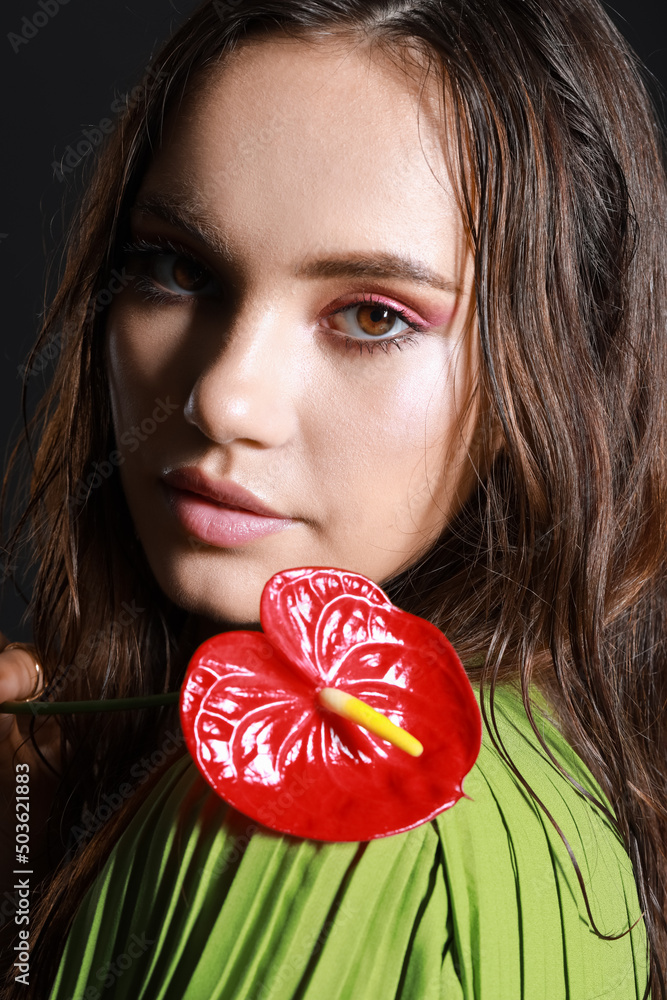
139, 252, 219, 297
122, 239, 220, 301
152, 253, 216, 295
325, 302, 414, 341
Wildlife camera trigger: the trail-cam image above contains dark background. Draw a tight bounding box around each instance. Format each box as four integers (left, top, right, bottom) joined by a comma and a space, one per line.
1, 0, 665, 639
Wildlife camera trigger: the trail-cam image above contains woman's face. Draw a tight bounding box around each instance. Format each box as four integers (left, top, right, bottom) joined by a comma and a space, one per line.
106, 36, 479, 632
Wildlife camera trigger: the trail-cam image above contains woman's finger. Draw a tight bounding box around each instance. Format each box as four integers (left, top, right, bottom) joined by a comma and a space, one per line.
0, 638, 43, 721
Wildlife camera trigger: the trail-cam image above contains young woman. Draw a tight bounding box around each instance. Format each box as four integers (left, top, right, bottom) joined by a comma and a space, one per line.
1, 0, 665, 997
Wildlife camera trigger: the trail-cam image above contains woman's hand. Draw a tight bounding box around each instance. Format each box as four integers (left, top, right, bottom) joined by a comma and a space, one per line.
0, 633, 44, 743
0, 633, 61, 901
0, 630, 61, 775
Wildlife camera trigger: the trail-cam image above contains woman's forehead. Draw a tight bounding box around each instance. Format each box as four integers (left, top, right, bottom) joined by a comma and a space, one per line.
137, 36, 468, 290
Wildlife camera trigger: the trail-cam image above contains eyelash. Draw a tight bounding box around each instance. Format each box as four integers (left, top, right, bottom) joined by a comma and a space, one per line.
120, 236, 422, 356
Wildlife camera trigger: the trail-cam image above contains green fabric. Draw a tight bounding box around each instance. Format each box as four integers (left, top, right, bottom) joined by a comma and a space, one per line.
48, 685, 648, 999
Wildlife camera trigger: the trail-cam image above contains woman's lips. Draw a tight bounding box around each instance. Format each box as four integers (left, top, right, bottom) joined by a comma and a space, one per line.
161, 483, 297, 547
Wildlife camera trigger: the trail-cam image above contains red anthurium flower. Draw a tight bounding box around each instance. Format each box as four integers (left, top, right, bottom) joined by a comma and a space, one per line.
180, 567, 482, 841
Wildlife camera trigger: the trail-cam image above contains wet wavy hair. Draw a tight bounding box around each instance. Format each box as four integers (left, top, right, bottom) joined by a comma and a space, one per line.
1, 0, 666, 995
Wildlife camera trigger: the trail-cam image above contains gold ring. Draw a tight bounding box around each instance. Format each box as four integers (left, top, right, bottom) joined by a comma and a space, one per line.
2, 642, 43, 701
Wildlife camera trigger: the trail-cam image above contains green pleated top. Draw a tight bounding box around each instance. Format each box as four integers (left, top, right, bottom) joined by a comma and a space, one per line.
47, 685, 649, 999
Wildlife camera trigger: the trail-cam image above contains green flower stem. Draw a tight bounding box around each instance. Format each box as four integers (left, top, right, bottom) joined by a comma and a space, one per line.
0, 654, 487, 716
0, 692, 180, 715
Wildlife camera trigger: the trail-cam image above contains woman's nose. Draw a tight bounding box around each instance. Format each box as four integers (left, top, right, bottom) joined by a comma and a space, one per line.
183, 308, 301, 448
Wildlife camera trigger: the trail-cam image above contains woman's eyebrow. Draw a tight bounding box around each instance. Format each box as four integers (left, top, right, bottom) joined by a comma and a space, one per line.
130, 193, 458, 293
295, 254, 458, 293
131, 193, 232, 258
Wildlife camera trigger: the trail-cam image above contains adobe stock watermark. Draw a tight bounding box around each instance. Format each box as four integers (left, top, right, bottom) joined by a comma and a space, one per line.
184, 451, 287, 555
1, 548, 19, 584
52, 66, 167, 182
196, 769, 318, 880
69, 728, 185, 847
60, 933, 154, 1000
8, 0, 72, 54
247, 896, 358, 1000
16, 328, 65, 381
199, 105, 295, 210
212, 0, 243, 18
84, 268, 132, 319
19, 599, 147, 723
67, 397, 179, 510
17, 267, 132, 383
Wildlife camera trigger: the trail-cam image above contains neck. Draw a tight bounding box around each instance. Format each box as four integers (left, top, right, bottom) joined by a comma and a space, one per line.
191, 614, 263, 647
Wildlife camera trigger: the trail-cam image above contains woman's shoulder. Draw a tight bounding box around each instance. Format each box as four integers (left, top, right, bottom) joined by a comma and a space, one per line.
432, 682, 648, 998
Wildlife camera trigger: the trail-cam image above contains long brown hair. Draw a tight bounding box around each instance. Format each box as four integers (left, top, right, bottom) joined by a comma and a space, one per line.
1, 0, 665, 996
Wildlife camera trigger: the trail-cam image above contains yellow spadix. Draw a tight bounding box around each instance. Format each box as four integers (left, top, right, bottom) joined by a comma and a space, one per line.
317, 686, 423, 757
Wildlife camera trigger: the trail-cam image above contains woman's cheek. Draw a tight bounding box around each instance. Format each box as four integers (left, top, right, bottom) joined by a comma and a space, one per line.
119, 430, 141, 453
105, 306, 181, 430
